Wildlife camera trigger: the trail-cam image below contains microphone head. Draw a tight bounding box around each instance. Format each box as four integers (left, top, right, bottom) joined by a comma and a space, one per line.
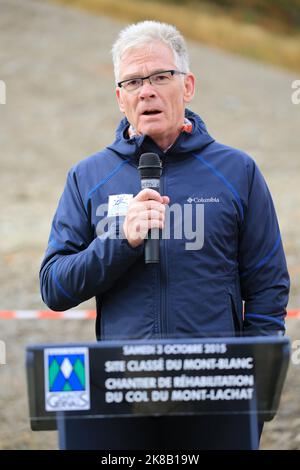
138, 153, 162, 179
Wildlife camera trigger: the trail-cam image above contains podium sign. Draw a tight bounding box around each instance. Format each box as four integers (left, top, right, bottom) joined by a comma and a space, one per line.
27, 336, 290, 433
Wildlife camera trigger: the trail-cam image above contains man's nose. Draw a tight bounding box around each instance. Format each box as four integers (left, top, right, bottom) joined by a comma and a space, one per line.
138, 79, 156, 98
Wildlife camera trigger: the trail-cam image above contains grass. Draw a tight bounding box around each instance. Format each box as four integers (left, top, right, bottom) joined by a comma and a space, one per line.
52, 0, 300, 73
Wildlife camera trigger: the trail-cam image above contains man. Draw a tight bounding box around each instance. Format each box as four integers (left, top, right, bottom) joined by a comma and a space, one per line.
40, 20, 289, 340
40, 21, 289, 449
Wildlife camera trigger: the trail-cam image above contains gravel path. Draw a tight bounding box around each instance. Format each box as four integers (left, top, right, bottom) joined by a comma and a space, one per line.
0, 0, 299, 449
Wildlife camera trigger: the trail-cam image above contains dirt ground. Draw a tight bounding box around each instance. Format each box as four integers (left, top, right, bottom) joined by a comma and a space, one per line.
0, 0, 299, 449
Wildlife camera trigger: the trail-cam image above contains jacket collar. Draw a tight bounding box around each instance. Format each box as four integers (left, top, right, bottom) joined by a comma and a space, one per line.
107, 108, 215, 165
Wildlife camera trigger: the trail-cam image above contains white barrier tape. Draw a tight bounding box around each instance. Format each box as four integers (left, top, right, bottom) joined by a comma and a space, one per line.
0, 310, 299, 319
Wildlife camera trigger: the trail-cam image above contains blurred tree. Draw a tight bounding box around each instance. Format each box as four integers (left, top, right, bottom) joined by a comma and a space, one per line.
149, 0, 300, 31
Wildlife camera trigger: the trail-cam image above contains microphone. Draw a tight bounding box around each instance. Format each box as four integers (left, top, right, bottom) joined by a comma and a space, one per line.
138, 153, 162, 264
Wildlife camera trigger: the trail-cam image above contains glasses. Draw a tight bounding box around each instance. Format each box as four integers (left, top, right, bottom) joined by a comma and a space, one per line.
117, 69, 186, 92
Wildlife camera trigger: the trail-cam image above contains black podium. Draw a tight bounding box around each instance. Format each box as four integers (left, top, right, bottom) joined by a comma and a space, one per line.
26, 336, 290, 450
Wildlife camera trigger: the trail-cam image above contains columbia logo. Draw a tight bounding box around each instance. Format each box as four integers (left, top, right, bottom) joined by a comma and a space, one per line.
187, 197, 220, 203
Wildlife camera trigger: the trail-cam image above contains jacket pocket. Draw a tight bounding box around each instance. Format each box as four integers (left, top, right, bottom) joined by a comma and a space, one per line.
228, 292, 243, 334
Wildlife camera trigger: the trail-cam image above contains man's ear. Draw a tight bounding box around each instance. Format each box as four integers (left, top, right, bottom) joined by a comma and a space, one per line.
116, 87, 125, 113
183, 73, 196, 104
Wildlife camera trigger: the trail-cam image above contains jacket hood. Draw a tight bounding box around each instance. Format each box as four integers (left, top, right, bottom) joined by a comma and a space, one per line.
107, 108, 214, 163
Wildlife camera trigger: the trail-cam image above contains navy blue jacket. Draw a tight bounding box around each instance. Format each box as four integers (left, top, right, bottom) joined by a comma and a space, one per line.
40, 110, 289, 340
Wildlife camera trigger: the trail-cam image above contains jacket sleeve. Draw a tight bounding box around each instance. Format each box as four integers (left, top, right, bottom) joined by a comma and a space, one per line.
40, 169, 143, 311
238, 160, 290, 336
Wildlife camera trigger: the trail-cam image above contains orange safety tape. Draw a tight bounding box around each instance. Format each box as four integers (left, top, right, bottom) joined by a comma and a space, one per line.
0, 310, 299, 319
0, 310, 96, 319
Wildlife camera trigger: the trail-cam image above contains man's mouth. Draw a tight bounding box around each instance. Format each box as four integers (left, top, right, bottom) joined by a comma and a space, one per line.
142, 109, 162, 116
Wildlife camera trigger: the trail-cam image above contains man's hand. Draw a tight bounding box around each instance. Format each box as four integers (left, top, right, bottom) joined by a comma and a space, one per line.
123, 188, 170, 248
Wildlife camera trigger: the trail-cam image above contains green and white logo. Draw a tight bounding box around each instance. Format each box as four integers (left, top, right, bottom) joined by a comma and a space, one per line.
44, 347, 90, 411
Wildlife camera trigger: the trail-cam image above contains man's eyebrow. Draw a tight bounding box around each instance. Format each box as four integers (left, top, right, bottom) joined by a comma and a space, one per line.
120, 74, 141, 81
120, 69, 169, 81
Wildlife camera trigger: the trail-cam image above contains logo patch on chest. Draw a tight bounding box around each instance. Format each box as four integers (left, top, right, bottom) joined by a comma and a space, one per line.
107, 194, 133, 217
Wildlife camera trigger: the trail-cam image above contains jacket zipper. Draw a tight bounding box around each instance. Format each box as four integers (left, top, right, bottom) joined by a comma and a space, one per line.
159, 161, 168, 337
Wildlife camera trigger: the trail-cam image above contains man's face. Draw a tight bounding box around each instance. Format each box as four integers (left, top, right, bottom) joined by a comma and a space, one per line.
116, 42, 195, 150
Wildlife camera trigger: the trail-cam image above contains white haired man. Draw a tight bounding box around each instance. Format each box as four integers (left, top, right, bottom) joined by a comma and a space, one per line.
40, 21, 289, 449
